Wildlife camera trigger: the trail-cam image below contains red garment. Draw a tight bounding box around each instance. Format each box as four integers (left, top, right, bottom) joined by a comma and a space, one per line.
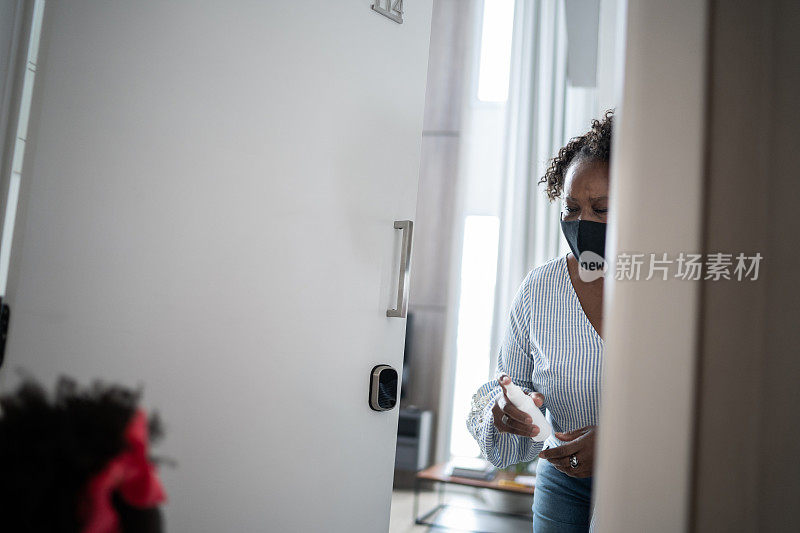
81, 410, 167, 533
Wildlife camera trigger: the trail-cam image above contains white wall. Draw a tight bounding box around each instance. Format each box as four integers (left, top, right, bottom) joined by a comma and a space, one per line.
0, 1, 20, 102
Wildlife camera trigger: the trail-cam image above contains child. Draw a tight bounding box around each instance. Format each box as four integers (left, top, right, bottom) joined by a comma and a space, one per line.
0, 377, 167, 532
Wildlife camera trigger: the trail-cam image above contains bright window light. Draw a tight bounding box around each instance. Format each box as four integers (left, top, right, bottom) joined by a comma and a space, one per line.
0, 174, 20, 296
449, 215, 500, 458
476, 0, 515, 103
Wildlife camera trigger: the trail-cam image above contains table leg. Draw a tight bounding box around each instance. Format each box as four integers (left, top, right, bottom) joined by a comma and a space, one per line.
413, 477, 419, 523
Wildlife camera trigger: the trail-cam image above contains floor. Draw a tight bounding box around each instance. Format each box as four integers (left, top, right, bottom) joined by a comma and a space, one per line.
389, 487, 534, 533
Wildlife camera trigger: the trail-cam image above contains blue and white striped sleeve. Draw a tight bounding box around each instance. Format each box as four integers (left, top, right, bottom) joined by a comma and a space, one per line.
466, 271, 544, 469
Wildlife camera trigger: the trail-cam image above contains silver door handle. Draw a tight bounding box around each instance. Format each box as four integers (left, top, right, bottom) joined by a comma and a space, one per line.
386, 220, 413, 318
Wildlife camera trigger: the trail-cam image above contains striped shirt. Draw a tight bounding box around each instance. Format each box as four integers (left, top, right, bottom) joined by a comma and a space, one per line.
466, 254, 604, 468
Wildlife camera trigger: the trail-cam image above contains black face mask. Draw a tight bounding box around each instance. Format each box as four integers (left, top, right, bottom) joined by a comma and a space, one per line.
560, 219, 607, 262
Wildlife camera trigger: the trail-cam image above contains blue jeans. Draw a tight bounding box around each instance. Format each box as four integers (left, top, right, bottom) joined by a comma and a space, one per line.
532, 459, 593, 532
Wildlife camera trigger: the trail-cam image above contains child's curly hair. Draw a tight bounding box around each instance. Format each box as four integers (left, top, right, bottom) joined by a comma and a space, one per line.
0, 377, 162, 532
539, 109, 614, 201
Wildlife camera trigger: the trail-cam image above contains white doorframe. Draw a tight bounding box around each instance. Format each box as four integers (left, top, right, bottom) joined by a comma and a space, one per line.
592, 0, 708, 531
0, 0, 37, 291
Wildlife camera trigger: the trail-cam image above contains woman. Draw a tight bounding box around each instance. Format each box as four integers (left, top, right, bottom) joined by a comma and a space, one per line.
467, 110, 612, 532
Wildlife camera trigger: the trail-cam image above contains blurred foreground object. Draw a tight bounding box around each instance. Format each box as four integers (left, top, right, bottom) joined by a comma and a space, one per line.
0, 376, 166, 532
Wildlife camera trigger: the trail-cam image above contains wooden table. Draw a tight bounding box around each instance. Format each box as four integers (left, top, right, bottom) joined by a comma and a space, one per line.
414, 463, 535, 532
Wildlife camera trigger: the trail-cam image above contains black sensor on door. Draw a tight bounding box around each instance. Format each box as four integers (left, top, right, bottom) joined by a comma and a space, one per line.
369, 365, 398, 411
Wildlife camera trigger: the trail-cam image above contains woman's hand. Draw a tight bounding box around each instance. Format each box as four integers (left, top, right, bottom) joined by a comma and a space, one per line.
538, 426, 596, 478
491, 375, 546, 438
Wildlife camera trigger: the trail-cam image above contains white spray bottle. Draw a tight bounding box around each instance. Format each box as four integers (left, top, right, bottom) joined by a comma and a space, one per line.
502, 377, 552, 442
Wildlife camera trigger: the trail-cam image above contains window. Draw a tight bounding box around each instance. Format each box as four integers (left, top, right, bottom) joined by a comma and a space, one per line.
476, 0, 515, 103
448, 215, 500, 458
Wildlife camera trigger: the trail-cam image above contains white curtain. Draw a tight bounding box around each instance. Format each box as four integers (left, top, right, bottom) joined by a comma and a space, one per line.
490, 0, 600, 372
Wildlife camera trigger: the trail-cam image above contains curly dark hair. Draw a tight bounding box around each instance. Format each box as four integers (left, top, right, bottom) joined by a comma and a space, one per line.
0, 376, 163, 532
539, 109, 614, 201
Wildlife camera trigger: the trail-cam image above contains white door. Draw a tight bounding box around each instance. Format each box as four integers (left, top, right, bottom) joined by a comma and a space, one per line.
0, 1, 431, 531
